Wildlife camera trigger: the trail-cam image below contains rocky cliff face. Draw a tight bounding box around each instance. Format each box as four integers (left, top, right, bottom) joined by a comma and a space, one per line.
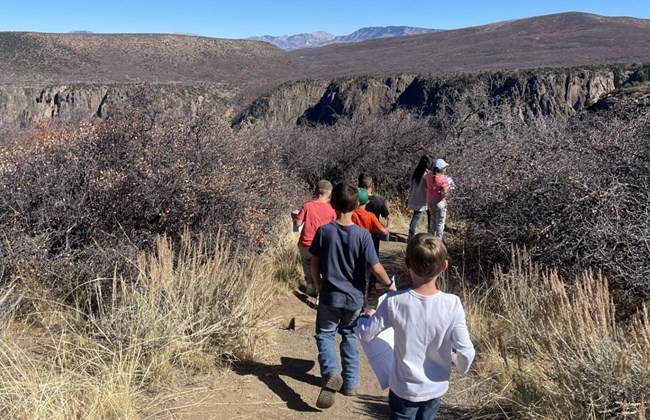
235, 65, 649, 127
0, 84, 236, 133
0, 85, 107, 129
2, 65, 647, 134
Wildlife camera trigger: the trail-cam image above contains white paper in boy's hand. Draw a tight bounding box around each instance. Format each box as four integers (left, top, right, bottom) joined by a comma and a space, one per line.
355, 294, 394, 389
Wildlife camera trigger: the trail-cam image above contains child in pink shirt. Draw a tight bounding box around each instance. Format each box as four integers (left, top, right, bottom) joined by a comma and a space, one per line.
423, 159, 451, 239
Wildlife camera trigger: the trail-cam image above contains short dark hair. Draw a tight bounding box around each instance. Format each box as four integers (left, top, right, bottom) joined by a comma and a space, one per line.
358, 174, 373, 189
331, 182, 358, 213
406, 233, 447, 278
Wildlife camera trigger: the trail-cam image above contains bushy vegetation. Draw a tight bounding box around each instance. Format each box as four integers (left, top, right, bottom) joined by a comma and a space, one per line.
264, 111, 436, 195
259, 105, 650, 299
451, 109, 650, 298
0, 86, 301, 300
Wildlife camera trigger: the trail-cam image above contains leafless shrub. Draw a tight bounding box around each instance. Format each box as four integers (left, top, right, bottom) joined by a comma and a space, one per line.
262, 111, 438, 194
448, 108, 650, 298
0, 85, 301, 300
259, 103, 650, 299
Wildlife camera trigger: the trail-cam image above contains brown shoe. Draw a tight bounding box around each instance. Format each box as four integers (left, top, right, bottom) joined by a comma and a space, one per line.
316, 373, 343, 409
340, 387, 357, 396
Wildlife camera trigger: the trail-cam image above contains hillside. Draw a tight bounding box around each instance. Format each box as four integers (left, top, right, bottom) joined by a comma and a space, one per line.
291, 13, 650, 78
2, 13, 649, 91
233, 65, 650, 126
0, 32, 300, 90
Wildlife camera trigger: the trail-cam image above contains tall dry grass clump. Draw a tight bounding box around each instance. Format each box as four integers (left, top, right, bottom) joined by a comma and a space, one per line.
468, 248, 650, 419
265, 216, 304, 292
0, 232, 273, 418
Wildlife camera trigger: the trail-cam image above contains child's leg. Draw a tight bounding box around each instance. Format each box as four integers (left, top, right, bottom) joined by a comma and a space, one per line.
408, 210, 422, 236
426, 201, 436, 235
388, 391, 419, 420
315, 304, 345, 408
418, 396, 442, 419
298, 245, 315, 292
315, 304, 343, 378
434, 201, 447, 239
338, 308, 362, 392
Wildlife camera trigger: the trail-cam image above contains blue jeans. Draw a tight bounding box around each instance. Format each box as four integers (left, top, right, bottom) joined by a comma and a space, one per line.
315, 304, 361, 390
389, 390, 442, 420
408, 209, 432, 236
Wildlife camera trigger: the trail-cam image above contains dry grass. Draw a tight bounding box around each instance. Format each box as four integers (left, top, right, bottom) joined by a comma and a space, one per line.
465, 248, 650, 419
0, 231, 275, 418
266, 216, 303, 293
384, 197, 412, 233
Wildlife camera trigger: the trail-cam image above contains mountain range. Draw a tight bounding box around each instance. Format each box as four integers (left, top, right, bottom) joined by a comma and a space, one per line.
248, 26, 440, 50
1, 12, 650, 129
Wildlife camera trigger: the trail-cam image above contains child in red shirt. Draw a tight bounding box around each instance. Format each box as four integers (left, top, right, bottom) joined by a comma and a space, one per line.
294, 180, 336, 296
352, 188, 391, 301
352, 188, 390, 236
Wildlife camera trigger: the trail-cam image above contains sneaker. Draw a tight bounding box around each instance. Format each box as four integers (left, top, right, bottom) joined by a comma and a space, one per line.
316, 373, 343, 409
340, 386, 357, 396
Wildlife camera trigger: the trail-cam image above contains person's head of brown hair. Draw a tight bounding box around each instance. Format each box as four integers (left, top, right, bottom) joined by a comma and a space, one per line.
405, 233, 448, 279
316, 180, 333, 197
358, 174, 373, 190
330, 182, 358, 213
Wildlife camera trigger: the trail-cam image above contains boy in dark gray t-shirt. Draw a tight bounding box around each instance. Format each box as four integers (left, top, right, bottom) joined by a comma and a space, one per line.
309, 182, 397, 409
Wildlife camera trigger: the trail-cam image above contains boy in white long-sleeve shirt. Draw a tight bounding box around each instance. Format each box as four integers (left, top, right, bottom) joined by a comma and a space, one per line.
357, 233, 475, 420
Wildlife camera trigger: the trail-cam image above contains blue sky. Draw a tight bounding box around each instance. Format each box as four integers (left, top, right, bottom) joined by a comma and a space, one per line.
2, 0, 649, 39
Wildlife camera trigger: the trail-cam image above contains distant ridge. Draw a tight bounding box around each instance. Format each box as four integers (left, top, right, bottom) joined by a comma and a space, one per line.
249, 26, 441, 50
291, 12, 650, 79
68, 30, 94, 34
1, 13, 649, 98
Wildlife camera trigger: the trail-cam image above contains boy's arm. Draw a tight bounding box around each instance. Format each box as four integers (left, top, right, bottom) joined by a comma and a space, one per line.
371, 215, 390, 235
370, 263, 397, 292
294, 206, 306, 228
378, 199, 391, 226
310, 256, 321, 291
442, 185, 450, 200
384, 214, 393, 230
357, 298, 390, 342
451, 301, 475, 374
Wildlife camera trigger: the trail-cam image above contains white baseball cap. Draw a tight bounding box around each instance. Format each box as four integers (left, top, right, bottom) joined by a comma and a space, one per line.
435, 159, 449, 169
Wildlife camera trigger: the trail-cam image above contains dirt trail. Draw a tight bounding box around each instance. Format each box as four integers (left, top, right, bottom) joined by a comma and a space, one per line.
163, 232, 483, 419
